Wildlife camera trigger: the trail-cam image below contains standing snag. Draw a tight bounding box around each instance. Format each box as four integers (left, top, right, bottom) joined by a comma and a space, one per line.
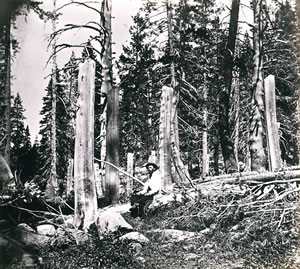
74, 59, 97, 229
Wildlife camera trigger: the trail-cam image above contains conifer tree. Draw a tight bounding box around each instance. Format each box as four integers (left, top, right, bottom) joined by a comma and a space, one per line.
10, 93, 31, 182
264, 1, 298, 165
118, 8, 158, 166
39, 73, 70, 193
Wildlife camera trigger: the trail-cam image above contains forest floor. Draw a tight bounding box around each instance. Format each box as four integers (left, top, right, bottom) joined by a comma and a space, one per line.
4, 181, 300, 268
37, 187, 300, 269
122, 200, 300, 269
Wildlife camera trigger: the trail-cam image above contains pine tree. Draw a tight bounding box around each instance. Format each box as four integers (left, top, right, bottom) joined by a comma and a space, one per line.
264, 1, 298, 165
0, 0, 48, 163
10, 93, 31, 182
39, 72, 70, 193
118, 7, 158, 166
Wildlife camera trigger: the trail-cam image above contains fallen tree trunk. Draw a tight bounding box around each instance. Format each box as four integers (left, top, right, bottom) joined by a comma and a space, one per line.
196, 167, 300, 188
193, 168, 300, 199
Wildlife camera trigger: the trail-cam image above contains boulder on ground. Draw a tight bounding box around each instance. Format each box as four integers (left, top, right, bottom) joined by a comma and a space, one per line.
15, 223, 50, 248
98, 203, 131, 214
96, 211, 133, 235
70, 229, 90, 245
128, 242, 143, 253
120, 232, 149, 245
37, 224, 56, 236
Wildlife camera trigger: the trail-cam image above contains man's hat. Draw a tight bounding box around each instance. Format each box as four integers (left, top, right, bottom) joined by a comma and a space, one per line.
145, 162, 159, 170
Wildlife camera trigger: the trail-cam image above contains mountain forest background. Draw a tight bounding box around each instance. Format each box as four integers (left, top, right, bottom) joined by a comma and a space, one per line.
0, 0, 299, 207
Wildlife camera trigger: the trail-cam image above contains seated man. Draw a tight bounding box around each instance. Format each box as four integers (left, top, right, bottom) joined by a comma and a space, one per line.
130, 162, 162, 218
140, 162, 162, 195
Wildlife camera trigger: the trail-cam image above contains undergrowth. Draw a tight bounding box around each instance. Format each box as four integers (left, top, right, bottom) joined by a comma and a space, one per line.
41, 224, 142, 269
126, 189, 300, 268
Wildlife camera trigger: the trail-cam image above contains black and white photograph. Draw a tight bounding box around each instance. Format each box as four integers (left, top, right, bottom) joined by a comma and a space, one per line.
1, 0, 300, 268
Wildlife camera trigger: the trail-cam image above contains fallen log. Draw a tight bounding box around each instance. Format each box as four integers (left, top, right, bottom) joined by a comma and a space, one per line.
193, 167, 300, 198
196, 167, 300, 187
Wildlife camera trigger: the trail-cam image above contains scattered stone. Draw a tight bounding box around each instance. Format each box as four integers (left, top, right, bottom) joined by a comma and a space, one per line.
56, 227, 67, 236
136, 256, 146, 264
184, 253, 199, 261
65, 216, 75, 228
15, 223, 50, 248
183, 244, 196, 252
16, 223, 35, 233
96, 211, 133, 235
128, 242, 143, 253
70, 229, 90, 245
151, 229, 201, 242
149, 193, 183, 209
200, 228, 210, 235
99, 203, 131, 214
37, 224, 56, 236
120, 232, 149, 245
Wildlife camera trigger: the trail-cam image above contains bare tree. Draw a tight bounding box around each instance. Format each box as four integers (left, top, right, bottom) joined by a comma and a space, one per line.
74, 59, 97, 229
50, 0, 58, 193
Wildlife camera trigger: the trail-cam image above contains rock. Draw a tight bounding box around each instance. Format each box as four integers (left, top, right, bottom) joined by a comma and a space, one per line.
120, 232, 149, 244
17, 223, 35, 233
136, 256, 146, 264
184, 253, 198, 261
37, 224, 56, 236
64, 215, 75, 228
96, 211, 133, 235
99, 203, 131, 214
200, 228, 210, 235
56, 227, 66, 236
151, 229, 200, 242
149, 193, 183, 209
128, 242, 143, 253
15, 223, 50, 248
70, 229, 90, 245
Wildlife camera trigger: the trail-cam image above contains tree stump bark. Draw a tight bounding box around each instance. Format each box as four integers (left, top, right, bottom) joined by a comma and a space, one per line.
74, 59, 97, 229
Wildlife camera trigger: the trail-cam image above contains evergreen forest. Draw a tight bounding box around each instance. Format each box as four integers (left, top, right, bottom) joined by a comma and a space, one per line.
1, 0, 300, 268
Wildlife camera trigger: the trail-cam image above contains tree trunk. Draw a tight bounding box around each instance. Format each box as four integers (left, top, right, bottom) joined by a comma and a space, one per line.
249, 0, 266, 171
100, 0, 112, 96
202, 81, 209, 178
99, 0, 112, 192
4, 21, 11, 165
74, 59, 97, 229
296, 0, 300, 164
66, 158, 73, 196
48, 0, 58, 195
233, 78, 240, 168
166, 0, 180, 150
0, 154, 13, 192
159, 86, 172, 190
105, 86, 120, 205
166, 1, 176, 90
126, 152, 134, 196
0, 17, 11, 165
264, 75, 282, 171
218, 0, 240, 173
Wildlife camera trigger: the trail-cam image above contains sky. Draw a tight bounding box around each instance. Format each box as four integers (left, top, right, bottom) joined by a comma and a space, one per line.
12, 0, 142, 142
11, 0, 251, 143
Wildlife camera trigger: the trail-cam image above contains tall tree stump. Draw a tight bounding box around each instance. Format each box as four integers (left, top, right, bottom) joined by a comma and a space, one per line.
74, 59, 97, 229
159, 86, 172, 190
264, 75, 282, 171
